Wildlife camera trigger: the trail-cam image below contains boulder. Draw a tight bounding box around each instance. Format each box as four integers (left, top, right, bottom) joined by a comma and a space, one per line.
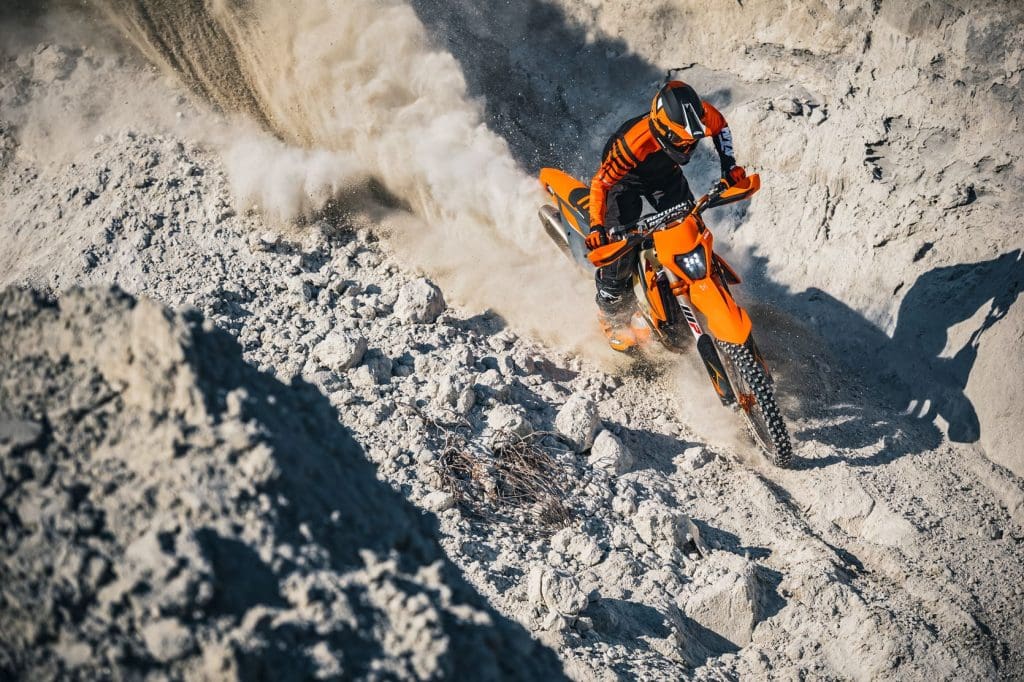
633, 500, 692, 560
587, 430, 634, 474
364, 355, 393, 384
681, 446, 713, 471
422, 490, 457, 513
566, 534, 604, 567
141, 618, 195, 663
486, 405, 533, 437
312, 331, 367, 371
527, 566, 589, 629
394, 277, 446, 324
474, 369, 509, 403
680, 552, 762, 647
555, 395, 599, 453
548, 528, 602, 567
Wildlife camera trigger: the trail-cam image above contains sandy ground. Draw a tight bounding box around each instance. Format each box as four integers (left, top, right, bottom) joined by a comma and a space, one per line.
2, 1, 1024, 679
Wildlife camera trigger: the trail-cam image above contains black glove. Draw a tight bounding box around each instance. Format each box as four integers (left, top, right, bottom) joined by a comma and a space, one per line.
585, 225, 607, 250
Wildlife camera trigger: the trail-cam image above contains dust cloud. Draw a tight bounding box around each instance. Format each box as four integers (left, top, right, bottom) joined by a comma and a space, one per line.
92, 0, 603, 351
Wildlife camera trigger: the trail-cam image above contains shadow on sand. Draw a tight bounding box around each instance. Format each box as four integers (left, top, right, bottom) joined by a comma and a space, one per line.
744, 248, 1024, 466
184, 311, 569, 679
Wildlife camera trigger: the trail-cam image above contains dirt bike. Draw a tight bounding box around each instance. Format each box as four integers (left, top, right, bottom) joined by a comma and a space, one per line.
537, 168, 793, 466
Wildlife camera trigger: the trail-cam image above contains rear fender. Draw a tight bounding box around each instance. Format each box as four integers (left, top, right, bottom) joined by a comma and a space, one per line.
688, 277, 752, 344
540, 167, 589, 236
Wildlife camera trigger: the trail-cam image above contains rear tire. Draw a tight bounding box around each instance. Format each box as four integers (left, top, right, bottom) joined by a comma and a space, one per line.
718, 340, 792, 467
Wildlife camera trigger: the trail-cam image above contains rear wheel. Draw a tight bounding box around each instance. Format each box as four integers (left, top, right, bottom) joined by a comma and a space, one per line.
718, 340, 792, 467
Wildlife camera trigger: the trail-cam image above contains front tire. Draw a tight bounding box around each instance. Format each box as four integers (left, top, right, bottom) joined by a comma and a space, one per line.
718, 340, 792, 467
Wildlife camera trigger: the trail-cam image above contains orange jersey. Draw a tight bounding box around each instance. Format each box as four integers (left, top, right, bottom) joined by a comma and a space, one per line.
588, 101, 733, 228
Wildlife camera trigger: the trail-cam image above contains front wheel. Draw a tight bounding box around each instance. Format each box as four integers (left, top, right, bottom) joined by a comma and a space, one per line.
718, 340, 792, 467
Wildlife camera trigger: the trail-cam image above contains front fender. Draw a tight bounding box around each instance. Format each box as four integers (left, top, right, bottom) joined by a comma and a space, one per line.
688, 278, 752, 344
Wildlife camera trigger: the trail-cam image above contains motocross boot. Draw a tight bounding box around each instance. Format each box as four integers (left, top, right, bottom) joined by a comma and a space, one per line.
597, 309, 638, 352
598, 309, 652, 352
596, 282, 651, 352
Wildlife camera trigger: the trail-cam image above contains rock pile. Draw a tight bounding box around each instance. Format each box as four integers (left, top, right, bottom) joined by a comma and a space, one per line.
0, 286, 563, 680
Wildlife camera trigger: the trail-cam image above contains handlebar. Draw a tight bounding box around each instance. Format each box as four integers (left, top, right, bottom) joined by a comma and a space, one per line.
607, 183, 724, 240
605, 172, 765, 240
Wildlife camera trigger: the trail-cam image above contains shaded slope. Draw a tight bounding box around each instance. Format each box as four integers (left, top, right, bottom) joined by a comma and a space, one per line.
0, 285, 565, 680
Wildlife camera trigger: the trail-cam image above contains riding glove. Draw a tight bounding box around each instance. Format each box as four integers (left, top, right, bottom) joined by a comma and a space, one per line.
585, 225, 607, 250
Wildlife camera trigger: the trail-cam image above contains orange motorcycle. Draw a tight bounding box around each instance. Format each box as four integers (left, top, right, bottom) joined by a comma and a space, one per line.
538, 168, 792, 466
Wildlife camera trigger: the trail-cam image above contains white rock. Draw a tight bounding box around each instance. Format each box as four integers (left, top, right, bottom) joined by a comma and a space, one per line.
587, 430, 634, 474
549, 528, 573, 554
611, 490, 638, 517
141, 618, 194, 663
527, 566, 588, 618
364, 356, 393, 384
555, 395, 599, 453
422, 490, 457, 513
633, 501, 690, 560
566, 534, 604, 567
313, 331, 367, 371
681, 446, 713, 471
455, 385, 475, 416
495, 354, 516, 376
772, 97, 803, 116
681, 552, 761, 647
541, 611, 569, 631
474, 369, 509, 402
394, 277, 446, 324
486, 405, 533, 437
349, 365, 376, 389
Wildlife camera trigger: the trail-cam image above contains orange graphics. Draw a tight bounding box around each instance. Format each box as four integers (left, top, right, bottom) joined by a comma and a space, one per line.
580, 177, 758, 346
537, 168, 794, 467
587, 81, 733, 230
649, 215, 752, 344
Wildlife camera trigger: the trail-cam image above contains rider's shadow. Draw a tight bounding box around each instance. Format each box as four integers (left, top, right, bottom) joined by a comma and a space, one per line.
761, 249, 1024, 464
882, 249, 1023, 442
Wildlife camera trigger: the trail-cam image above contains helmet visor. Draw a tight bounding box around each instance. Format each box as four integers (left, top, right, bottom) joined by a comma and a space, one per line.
661, 142, 694, 166
657, 125, 698, 164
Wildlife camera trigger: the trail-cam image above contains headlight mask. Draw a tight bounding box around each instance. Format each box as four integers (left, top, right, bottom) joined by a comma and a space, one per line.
674, 244, 707, 280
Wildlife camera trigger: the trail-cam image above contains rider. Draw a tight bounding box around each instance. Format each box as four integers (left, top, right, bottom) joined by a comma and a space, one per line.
585, 80, 747, 351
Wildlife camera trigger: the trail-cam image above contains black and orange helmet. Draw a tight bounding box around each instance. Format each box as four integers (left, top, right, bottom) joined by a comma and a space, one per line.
648, 81, 707, 165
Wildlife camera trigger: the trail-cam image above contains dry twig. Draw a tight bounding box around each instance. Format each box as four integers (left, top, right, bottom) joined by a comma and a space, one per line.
416, 407, 574, 533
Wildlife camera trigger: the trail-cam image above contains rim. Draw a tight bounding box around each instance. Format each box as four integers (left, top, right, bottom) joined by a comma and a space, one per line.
723, 354, 781, 461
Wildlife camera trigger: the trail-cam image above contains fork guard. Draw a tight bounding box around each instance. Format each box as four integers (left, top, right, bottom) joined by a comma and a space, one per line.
688, 278, 752, 345
697, 333, 736, 405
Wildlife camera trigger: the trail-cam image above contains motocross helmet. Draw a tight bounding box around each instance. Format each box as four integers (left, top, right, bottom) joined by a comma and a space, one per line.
648, 81, 707, 166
